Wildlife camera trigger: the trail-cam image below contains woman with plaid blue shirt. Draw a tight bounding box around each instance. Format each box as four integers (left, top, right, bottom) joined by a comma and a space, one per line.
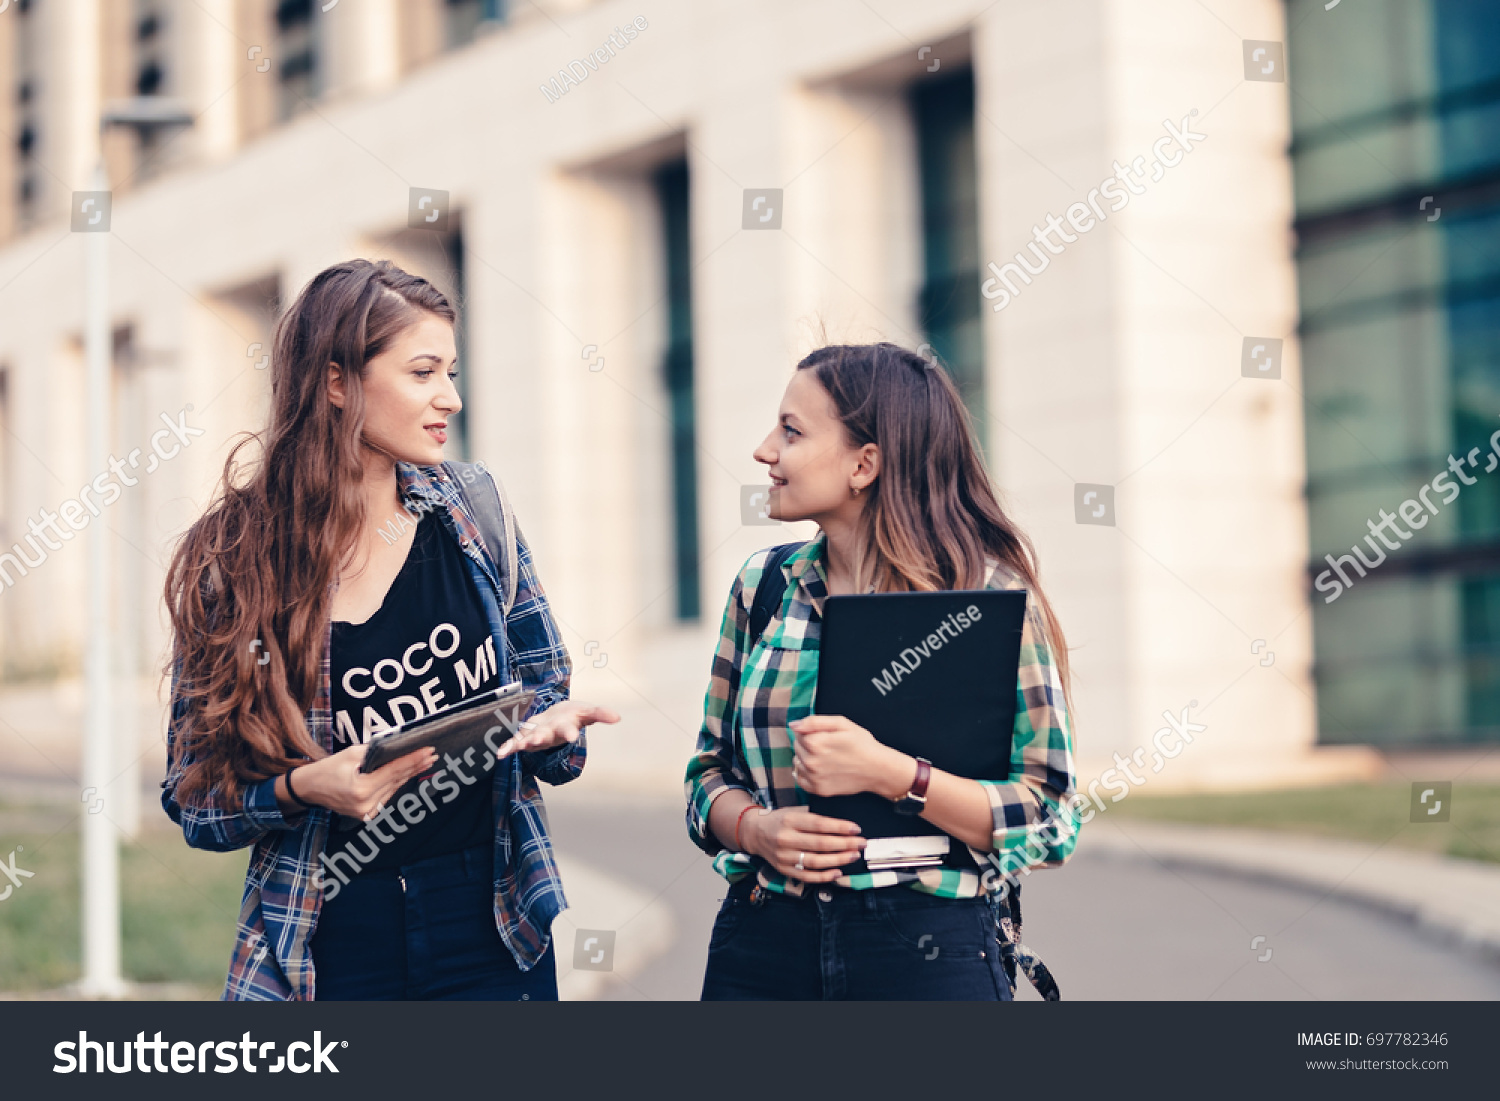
685, 343, 1079, 1000
161, 260, 617, 1000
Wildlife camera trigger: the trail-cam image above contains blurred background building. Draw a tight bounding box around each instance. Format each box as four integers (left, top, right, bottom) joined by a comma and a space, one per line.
1289, 0, 1500, 748
0, 0, 1492, 819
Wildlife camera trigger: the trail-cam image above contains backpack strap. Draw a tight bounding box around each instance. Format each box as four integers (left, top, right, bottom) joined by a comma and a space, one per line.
443, 460, 519, 618
723, 541, 805, 792
991, 878, 1062, 1001
747, 541, 804, 647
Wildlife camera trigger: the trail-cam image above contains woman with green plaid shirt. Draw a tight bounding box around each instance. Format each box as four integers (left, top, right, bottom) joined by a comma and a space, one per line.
685, 342, 1079, 1000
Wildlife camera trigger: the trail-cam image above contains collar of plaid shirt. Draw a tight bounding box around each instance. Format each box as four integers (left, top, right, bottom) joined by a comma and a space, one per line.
161, 462, 580, 1000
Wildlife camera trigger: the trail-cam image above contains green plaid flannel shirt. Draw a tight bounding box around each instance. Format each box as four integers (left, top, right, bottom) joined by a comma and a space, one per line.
685, 533, 1079, 899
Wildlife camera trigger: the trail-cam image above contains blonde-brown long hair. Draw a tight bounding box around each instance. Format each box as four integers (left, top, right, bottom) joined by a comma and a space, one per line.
162, 259, 455, 803
799, 342, 1073, 700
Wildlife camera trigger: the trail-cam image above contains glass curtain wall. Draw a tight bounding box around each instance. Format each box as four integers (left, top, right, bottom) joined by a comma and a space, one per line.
1290, 0, 1500, 744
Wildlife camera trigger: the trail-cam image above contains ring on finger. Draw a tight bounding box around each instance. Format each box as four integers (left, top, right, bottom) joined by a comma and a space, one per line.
794, 852, 805, 871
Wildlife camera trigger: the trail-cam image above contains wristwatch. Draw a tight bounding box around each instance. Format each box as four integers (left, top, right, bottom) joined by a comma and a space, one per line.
893, 757, 932, 816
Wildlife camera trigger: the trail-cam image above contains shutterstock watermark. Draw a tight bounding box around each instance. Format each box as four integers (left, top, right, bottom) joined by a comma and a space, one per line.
981, 112, 1207, 312
53, 1031, 344, 1074
0, 406, 202, 594
539, 16, 650, 103
978, 701, 1204, 894
981, 801, 1080, 894
1071, 702, 1206, 821
1314, 424, 1500, 603
313, 702, 531, 900
0, 846, 34, 901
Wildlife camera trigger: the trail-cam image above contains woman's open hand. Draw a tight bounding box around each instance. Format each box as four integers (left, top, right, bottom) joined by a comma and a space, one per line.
742, 806, 866, 883
288, 742, 437, 820
494, 700, 621, 759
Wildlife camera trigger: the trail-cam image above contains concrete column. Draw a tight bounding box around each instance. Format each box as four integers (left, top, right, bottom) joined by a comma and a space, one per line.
973, 0, 1338, 788
51, 0, 103, 196
179, 0, 242, 160
324, 0, 402, 102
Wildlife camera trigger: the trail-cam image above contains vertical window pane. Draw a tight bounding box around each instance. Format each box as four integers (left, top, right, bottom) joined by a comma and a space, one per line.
911, 66, 986, 452
448, 228, 471, 462
275, 0, 321, 121
445, 0, 507, 50
1291, 0, 1500, 744
655, 159, 700, 621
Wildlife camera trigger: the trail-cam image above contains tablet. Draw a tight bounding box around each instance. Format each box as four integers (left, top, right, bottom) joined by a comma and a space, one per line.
359, 681, 538, 773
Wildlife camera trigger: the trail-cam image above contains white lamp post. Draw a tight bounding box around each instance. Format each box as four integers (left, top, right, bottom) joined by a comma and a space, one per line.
76, 98, 193, 999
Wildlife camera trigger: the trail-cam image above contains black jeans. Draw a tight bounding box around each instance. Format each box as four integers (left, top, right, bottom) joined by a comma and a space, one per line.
701, 875, 1012, 1001
309, 842, 557, 1001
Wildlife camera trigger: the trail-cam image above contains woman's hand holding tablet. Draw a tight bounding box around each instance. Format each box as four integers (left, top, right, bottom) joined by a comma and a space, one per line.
276, 742, 438, 821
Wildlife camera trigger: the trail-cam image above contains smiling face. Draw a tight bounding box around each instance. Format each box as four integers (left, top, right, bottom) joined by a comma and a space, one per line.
328, 310, 461, 466
752, 367, 879, 523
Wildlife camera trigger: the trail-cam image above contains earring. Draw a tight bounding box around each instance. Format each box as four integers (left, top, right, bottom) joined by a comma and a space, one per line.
851, 485, 861, 498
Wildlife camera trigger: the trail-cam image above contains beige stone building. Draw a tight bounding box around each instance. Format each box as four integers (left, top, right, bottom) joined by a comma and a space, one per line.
0, 0, 1372, 811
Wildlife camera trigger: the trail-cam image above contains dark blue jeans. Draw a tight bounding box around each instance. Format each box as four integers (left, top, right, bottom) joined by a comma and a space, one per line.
701, 876, 1012, 1001
310, 842, 557, 1001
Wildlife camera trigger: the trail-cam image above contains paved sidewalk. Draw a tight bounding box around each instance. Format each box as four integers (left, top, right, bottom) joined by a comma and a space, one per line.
1082, 816, 1500, 961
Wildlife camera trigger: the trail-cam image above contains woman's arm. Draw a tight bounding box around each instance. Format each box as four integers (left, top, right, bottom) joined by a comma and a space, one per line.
788, 716, 996, 850
682, 550, 867, 875
160, 658, 309, 853
162, 656, 439, 848
504, 525, 587, 786
684, 557, 758, 856
973, 597, 1080, 870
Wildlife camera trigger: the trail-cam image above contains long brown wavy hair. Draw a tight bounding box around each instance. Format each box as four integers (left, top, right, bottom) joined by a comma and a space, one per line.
163, 259, 455, 803
799, 342, 1073, 700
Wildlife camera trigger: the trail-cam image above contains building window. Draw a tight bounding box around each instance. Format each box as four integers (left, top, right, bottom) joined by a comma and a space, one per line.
132, 1, 170, 177
13, 0, 40, 229
655, 158, 700, 621
447, 227, 471, 461
1291, 0, 1500, 744
275, 0, 322, 121
134, 3, 167, 95
910, 65, 986, 451
445, 0, 507, 50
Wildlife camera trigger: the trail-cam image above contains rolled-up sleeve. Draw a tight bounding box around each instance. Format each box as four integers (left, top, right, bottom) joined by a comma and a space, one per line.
161, 655, 304, 853
684, 560, 758, 857
977, 595, 1079, 872
505, 524, 584, 786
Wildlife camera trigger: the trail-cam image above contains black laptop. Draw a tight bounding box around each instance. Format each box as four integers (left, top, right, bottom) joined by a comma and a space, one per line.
809, 590, 1027, 872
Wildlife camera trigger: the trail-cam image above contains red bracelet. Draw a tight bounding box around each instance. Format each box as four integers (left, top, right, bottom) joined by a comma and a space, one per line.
734, 804, 756, 852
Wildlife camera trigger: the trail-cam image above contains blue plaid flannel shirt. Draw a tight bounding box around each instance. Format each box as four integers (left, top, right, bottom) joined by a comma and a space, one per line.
162, 462, 581, 1000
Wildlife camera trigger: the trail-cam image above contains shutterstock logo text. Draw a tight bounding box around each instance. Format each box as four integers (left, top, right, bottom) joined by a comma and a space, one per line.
54, 1031, 344, 1074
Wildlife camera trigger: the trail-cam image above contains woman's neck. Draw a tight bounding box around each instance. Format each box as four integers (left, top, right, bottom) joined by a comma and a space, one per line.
819, 512, 864, 596
358, 450, 403, 527
339, 449, 404, 577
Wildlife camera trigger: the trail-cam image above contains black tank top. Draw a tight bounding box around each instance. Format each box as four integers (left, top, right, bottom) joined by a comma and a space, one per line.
323, 510, 502, 877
